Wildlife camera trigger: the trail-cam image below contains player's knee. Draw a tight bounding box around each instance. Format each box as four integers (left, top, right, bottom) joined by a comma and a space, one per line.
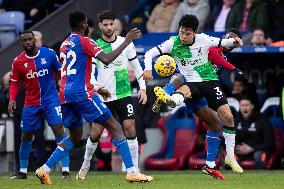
176, 85, 191, 98
51, 124, 65, 137
171, 74, 185, 88
222, 111, 234, 125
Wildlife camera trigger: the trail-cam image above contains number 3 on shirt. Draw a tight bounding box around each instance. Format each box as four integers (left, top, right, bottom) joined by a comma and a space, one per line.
60, 50, 77, 76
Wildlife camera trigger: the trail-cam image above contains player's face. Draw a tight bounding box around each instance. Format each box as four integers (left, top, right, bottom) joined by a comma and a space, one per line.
223, 32, 238, 52
99, 19, 115, 37
20, 33, 36, 52
179, 26, 196, 45
239, 99, 254, 119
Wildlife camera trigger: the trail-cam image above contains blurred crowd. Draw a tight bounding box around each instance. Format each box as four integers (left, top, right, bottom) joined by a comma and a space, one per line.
118, 0, 284, 46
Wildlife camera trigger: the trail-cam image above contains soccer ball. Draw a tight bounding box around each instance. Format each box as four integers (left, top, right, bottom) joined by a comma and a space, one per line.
154, 55, 176, 77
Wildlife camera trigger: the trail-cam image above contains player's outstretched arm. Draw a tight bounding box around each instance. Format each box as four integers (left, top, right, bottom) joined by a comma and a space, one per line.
96, 28, 141, 64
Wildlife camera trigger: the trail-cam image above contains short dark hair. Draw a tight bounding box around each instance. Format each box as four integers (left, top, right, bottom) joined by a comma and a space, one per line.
69, 9, 87, 29
20, 30, 34, 36
97, 10, 115, 23
178, 14, 199, 32
239, 94, 254, 105
228, 28, 242, 39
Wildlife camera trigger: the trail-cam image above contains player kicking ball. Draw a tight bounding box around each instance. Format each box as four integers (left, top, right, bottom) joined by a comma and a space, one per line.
76, 10, 148, 180
8, 31, 70, 180
34, 10, 152, 185
143, 15, 244, 179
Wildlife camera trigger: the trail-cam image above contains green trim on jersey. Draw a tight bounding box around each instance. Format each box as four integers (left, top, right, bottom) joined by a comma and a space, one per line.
194, 61, 219, 80
95, 38, 112, 53
114, 69, 132, 99
170, 36, 192, 59
95, 37, 132, 100
170, 35, 218, 81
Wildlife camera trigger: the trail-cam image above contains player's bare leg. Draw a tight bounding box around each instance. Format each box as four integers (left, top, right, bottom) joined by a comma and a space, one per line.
217, 104, 243, 173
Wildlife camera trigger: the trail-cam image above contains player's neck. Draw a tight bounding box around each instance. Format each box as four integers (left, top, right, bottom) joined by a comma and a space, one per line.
101, 34, 116, 43
72, 30, 84, 37
25, 47, 38, 57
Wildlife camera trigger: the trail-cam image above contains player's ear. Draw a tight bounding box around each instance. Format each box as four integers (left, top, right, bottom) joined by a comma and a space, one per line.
98, 22, 102, 30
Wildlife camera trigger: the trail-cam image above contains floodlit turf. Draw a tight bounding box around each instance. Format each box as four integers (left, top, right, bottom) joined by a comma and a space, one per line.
1, 170, 284, 189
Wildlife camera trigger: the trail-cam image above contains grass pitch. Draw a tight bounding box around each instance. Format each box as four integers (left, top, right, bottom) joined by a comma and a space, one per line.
1, 170, 283, 189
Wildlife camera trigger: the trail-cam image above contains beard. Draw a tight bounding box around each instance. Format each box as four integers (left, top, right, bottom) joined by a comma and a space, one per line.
103, 30, 114, 38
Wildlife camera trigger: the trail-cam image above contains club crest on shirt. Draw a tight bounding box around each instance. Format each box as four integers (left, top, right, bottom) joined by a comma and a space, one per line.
41, 58, 47, 65
24, 63, 28, 68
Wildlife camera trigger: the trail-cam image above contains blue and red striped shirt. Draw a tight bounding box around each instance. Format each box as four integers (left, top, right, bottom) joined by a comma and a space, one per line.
59, 33, 102, 104
10, 47, 61, 106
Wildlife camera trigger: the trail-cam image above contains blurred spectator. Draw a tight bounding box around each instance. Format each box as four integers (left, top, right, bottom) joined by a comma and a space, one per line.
114, 19, 126, 36
266, 0, 284, 43
0, 71, 10, 118
235, 96, 275, 169
226, 0, 268, 33
146, 0, 180, 33
0, 0, 48, 27
87, 19, 100, 40
170, 0, 210, 32
265, 74, 282, 98
32, 31, 43, 47
231, 76, 248, 99
120, 0, 160, 33
250, 28, 266, 46
208, 0, 236, 32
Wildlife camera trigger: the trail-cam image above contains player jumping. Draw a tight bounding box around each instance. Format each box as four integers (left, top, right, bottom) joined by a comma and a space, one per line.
35, 10, 152, 185
143, 15, 244, 179
8, 31, 70, 180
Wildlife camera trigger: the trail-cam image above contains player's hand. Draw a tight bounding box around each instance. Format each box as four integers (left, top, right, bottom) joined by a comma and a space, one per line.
138, 89, 147, 105
142, 70, 153, 82
8, 100, 16, 113
232, 68, 247, 79
97, 87, 111, 101
233, 37, 243, 46
125, 28, 141, 43
236, 143, 254, 155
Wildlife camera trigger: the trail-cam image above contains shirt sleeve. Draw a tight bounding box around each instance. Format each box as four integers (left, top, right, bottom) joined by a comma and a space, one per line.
127, 43, 146, 90
81, 37, 103, 58
208, 47, 235, 70
144, 38, 174, 70
201, 33, 235, 47
50, 48, 62, 71
9, 60, 20, 100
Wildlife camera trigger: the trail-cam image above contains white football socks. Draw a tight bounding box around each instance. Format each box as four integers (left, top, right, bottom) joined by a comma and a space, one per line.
223, 132, 236, 159
82, 137, 98, 169
170, 93, 184, 106
206, 161, 216, 169
122, 138, 139, 172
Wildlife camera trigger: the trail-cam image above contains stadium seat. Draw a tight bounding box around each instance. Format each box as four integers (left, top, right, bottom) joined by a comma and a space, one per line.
0, 25, 17, 48
0, 11, 25, 33
144, 106, 197, 170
